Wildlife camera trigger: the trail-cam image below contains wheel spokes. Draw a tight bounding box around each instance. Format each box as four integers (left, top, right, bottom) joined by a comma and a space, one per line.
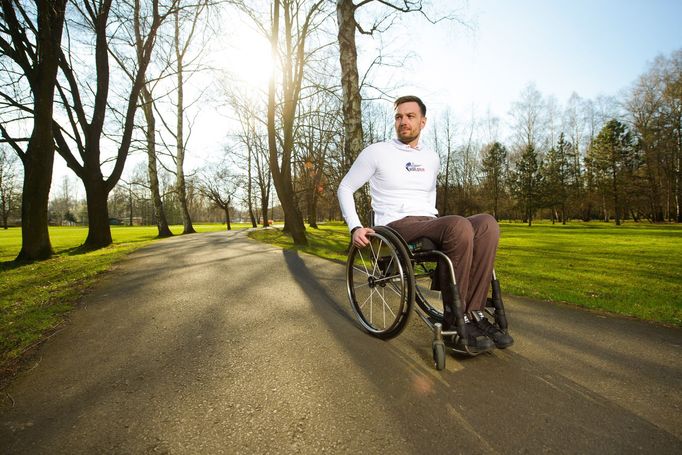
348, 232, 409, 334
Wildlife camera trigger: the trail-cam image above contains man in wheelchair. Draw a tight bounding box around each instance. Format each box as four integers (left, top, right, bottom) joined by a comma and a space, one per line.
337, 95, 513, 355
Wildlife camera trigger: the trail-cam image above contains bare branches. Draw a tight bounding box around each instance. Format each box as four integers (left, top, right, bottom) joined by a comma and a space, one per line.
0, 122, 26, 161
0, 1, 35, 79
353, 0, 452, 36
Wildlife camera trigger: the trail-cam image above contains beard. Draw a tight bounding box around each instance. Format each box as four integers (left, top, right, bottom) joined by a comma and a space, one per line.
397, 127, 419, 144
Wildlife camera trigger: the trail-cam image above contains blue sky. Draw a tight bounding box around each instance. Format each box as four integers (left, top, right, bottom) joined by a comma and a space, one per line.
388, 0, 682, 123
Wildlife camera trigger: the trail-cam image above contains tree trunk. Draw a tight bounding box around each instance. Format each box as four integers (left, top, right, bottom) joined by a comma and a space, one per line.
127, 184, 133, 226
443, 153, 451, 215
336, 0, 364, 174
265, 0, 308, 245
83, 178, 112, 248
247, 146, 257, 228
19, 90, 56, 259
269, 161, 307, 243
261, 187, 270, 228
612, 165, 621, 225
175, 10, 195, 235
140, 85, 172, 237
307, 157, 325, 229
224, 206, 231, 231
670, 116, 681, 221
307, 190, 318, 229
13, 0, 67, 261
17, 147, 53, 260
175, 130, 194, 234
248, 206, 257, 228
526, 192, 533, 227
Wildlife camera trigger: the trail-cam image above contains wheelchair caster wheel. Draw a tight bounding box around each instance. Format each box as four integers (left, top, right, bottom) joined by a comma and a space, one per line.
432, 340, 445, 370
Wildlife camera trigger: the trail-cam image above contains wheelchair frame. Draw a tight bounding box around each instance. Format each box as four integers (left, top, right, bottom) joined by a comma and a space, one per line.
345, 225, 509, 370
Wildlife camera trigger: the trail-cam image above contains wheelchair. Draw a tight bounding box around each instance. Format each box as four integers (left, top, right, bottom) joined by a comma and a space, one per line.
345, 225, 510, 370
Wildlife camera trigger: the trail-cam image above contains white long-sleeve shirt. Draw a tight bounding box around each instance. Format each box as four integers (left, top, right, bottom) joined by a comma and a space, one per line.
337, 138, 439, 230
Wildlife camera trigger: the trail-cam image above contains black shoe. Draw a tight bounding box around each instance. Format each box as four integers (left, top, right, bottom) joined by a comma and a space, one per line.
444, 321, 494, 355
473, 311, 514, 349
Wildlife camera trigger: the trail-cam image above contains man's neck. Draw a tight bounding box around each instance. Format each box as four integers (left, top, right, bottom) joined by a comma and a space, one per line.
398, 137, 420, 149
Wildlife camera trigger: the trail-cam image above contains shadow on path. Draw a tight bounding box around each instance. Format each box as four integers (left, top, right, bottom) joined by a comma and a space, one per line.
281, 248, 682, 453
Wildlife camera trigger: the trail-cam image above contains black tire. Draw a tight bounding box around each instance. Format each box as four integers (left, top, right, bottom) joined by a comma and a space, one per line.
346, 228, 414, 339
433, 340, 445, 370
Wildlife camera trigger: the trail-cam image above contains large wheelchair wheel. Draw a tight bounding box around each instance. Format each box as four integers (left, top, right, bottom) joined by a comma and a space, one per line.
346, 227, 414, 339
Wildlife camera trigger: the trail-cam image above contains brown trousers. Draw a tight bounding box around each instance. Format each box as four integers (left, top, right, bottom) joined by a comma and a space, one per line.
387, 214, 499, 326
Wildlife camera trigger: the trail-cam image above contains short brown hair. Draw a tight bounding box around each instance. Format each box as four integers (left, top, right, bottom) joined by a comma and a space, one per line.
394, 95, 426, 116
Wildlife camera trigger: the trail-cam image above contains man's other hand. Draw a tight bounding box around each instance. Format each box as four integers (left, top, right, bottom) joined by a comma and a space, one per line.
352, 227, 375, 248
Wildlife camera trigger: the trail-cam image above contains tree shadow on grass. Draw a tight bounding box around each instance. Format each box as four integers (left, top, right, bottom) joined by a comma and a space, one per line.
0, 260, 20, 272
62, 244, 102, 256
0, 244, 111, 271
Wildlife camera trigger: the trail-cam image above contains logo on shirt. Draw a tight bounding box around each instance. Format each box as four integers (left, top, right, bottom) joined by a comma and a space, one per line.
405, 162, 425, 172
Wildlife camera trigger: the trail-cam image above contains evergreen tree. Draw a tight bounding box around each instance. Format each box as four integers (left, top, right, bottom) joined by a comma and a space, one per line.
542, 133, 572, 223
589, 119, 635, 225
480, 141, 508, 220
512, 144, 542, 226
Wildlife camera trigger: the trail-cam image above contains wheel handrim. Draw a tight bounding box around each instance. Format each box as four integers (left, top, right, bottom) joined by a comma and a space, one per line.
347, 233, 407, 334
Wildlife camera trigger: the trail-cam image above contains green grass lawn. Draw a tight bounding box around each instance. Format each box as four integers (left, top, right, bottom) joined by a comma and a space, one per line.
495, 222, 682, 325
250, 221, 682, 327
0, 224, 246, 375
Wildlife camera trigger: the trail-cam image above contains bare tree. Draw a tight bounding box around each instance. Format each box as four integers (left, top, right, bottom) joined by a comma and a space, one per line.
134, 0, 215, 236
437, 110, 479, 216
130, 0, 213, 236
626, 50, 682, 222
0, 144, 20, 228
134, 15, 175, 237
139, 82, 173, 236
297, 90, 342, 228
167, 0, 211, 235
0, 0, 67, 259
199, 163, 239, 230
244, 140, 258, 228
222, 80, 274, 228
252, 130, 272, 227
109, 0, 176, 237
562, 92, 587, 219
432, 109, 456, 215
233, 94, 272, 228
509, 82, 547, 152
335, 0, 364, 173
49, 174, 78, 225
52, 0, 174, 249
582, 95, 619, 220
263, 0, 327, 245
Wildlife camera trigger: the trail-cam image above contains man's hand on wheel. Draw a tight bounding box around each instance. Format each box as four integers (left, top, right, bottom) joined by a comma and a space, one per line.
352, 227, 375, 248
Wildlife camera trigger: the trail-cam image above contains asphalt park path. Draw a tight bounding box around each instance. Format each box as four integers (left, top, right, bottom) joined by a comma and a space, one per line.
1, 230, 681, 454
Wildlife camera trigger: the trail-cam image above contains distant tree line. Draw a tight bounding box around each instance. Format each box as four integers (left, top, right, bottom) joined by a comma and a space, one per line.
431, 51, 681, 226
1, 0, 679, 262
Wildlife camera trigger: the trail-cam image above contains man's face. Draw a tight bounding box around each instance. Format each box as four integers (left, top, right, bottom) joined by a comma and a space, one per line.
394, 101, 426, 146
